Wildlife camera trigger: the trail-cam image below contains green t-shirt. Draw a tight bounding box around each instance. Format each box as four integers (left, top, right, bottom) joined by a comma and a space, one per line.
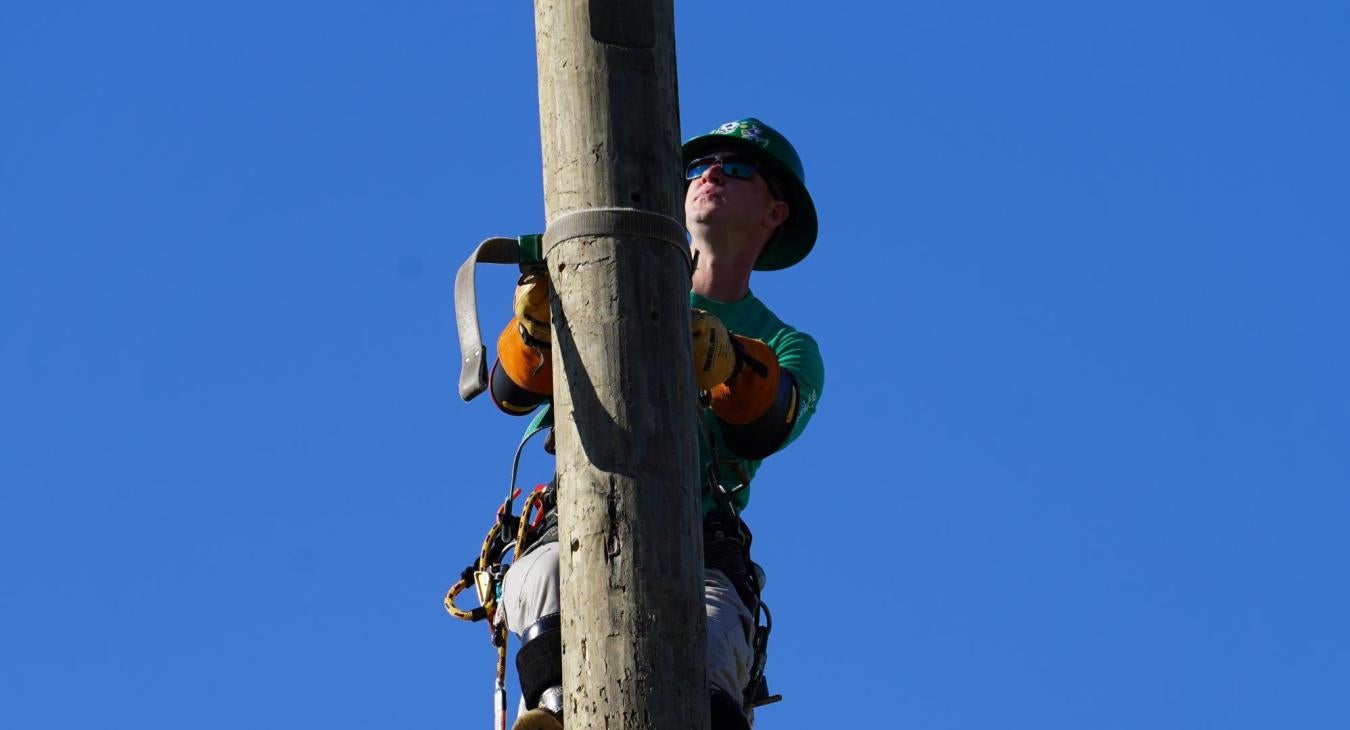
690, 290, 825, 515
519, 290, 825, 516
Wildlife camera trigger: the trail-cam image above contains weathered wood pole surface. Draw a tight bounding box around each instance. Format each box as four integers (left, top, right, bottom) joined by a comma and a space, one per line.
534, 1, 708, 729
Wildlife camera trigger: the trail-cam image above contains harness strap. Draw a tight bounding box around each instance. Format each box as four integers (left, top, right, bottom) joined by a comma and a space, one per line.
702, 500, 754, 595
521, 612, 561, 644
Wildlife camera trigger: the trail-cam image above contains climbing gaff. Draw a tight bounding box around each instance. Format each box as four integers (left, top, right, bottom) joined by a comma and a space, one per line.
453, 235, 544, 401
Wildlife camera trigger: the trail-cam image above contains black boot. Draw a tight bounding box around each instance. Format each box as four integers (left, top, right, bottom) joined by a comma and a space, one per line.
710, 689, 751, 730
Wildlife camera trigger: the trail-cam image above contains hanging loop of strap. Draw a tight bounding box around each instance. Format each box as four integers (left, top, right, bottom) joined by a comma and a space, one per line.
454, 237, 528, 402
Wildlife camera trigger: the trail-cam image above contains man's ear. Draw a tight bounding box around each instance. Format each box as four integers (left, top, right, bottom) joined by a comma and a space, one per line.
763, 200, 790, 229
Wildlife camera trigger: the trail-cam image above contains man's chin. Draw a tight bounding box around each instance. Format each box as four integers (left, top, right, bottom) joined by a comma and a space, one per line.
686, 205, 723, 225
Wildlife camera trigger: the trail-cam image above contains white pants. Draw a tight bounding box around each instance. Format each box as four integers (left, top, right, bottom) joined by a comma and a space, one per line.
502, 541, 756, 714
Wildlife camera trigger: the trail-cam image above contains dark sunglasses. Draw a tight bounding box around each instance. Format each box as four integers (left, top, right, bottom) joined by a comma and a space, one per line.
684, 154, 759, 181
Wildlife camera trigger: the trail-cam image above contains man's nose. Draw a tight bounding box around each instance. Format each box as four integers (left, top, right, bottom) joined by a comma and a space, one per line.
699, 163, 724, 184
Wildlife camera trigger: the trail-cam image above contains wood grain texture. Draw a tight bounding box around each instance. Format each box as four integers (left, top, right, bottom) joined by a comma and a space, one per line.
533, 1, 709, 728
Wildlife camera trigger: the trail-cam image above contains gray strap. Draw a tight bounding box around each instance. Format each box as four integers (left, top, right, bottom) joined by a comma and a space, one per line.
542, 207, 691, 270
454, 237, 522, 401
455, 210, 687, 402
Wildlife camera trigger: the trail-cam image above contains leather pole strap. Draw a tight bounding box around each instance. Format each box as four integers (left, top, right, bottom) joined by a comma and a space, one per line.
454, 209, 690, 403
543, 207, 691, 270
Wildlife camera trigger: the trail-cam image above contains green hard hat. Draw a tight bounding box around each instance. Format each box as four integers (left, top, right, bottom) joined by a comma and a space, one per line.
682, 117, 818, 271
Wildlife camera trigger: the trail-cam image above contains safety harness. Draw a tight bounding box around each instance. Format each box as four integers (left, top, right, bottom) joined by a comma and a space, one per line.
696, 391, 783, 714
443, 411, 780, 727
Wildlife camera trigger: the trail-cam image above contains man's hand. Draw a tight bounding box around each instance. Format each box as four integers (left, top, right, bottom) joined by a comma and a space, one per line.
514, 271, 551, 344
691, 309, 737, 390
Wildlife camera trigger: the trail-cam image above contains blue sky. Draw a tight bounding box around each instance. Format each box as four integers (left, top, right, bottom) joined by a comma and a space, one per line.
3, 1, 1348, 728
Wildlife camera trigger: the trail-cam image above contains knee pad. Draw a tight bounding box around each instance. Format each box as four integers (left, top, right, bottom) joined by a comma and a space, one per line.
515, 613, 562, 710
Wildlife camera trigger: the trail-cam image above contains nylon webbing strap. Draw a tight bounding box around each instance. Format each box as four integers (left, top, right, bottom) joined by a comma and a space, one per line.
455, 211, 688, 402
542, 207, 691, 270
454, 236, 522, 402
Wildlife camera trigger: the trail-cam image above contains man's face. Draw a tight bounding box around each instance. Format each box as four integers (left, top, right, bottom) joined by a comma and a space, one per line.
684, 148, 788, 240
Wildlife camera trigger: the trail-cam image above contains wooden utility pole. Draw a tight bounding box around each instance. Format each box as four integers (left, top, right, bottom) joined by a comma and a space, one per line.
533, 1, 708, 729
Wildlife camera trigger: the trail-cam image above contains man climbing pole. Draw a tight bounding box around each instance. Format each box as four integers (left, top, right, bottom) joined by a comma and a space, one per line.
488, 118, 825, 730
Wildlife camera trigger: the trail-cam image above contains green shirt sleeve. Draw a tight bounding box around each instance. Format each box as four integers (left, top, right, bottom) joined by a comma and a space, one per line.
691, 291, 825, 513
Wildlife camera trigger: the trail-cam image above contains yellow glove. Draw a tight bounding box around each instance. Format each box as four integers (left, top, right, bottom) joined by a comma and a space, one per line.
513, 271, 551, 344
691, 309, 737, 390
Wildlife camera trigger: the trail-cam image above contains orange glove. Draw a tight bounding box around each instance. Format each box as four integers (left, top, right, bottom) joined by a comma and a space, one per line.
496, 317, 552, 396
711, 337, 781, 425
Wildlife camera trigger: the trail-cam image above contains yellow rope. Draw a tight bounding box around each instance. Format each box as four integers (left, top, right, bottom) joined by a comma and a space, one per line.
443, 522, 503, 622
515, 491, 546, 560
444, 487, 550, 728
